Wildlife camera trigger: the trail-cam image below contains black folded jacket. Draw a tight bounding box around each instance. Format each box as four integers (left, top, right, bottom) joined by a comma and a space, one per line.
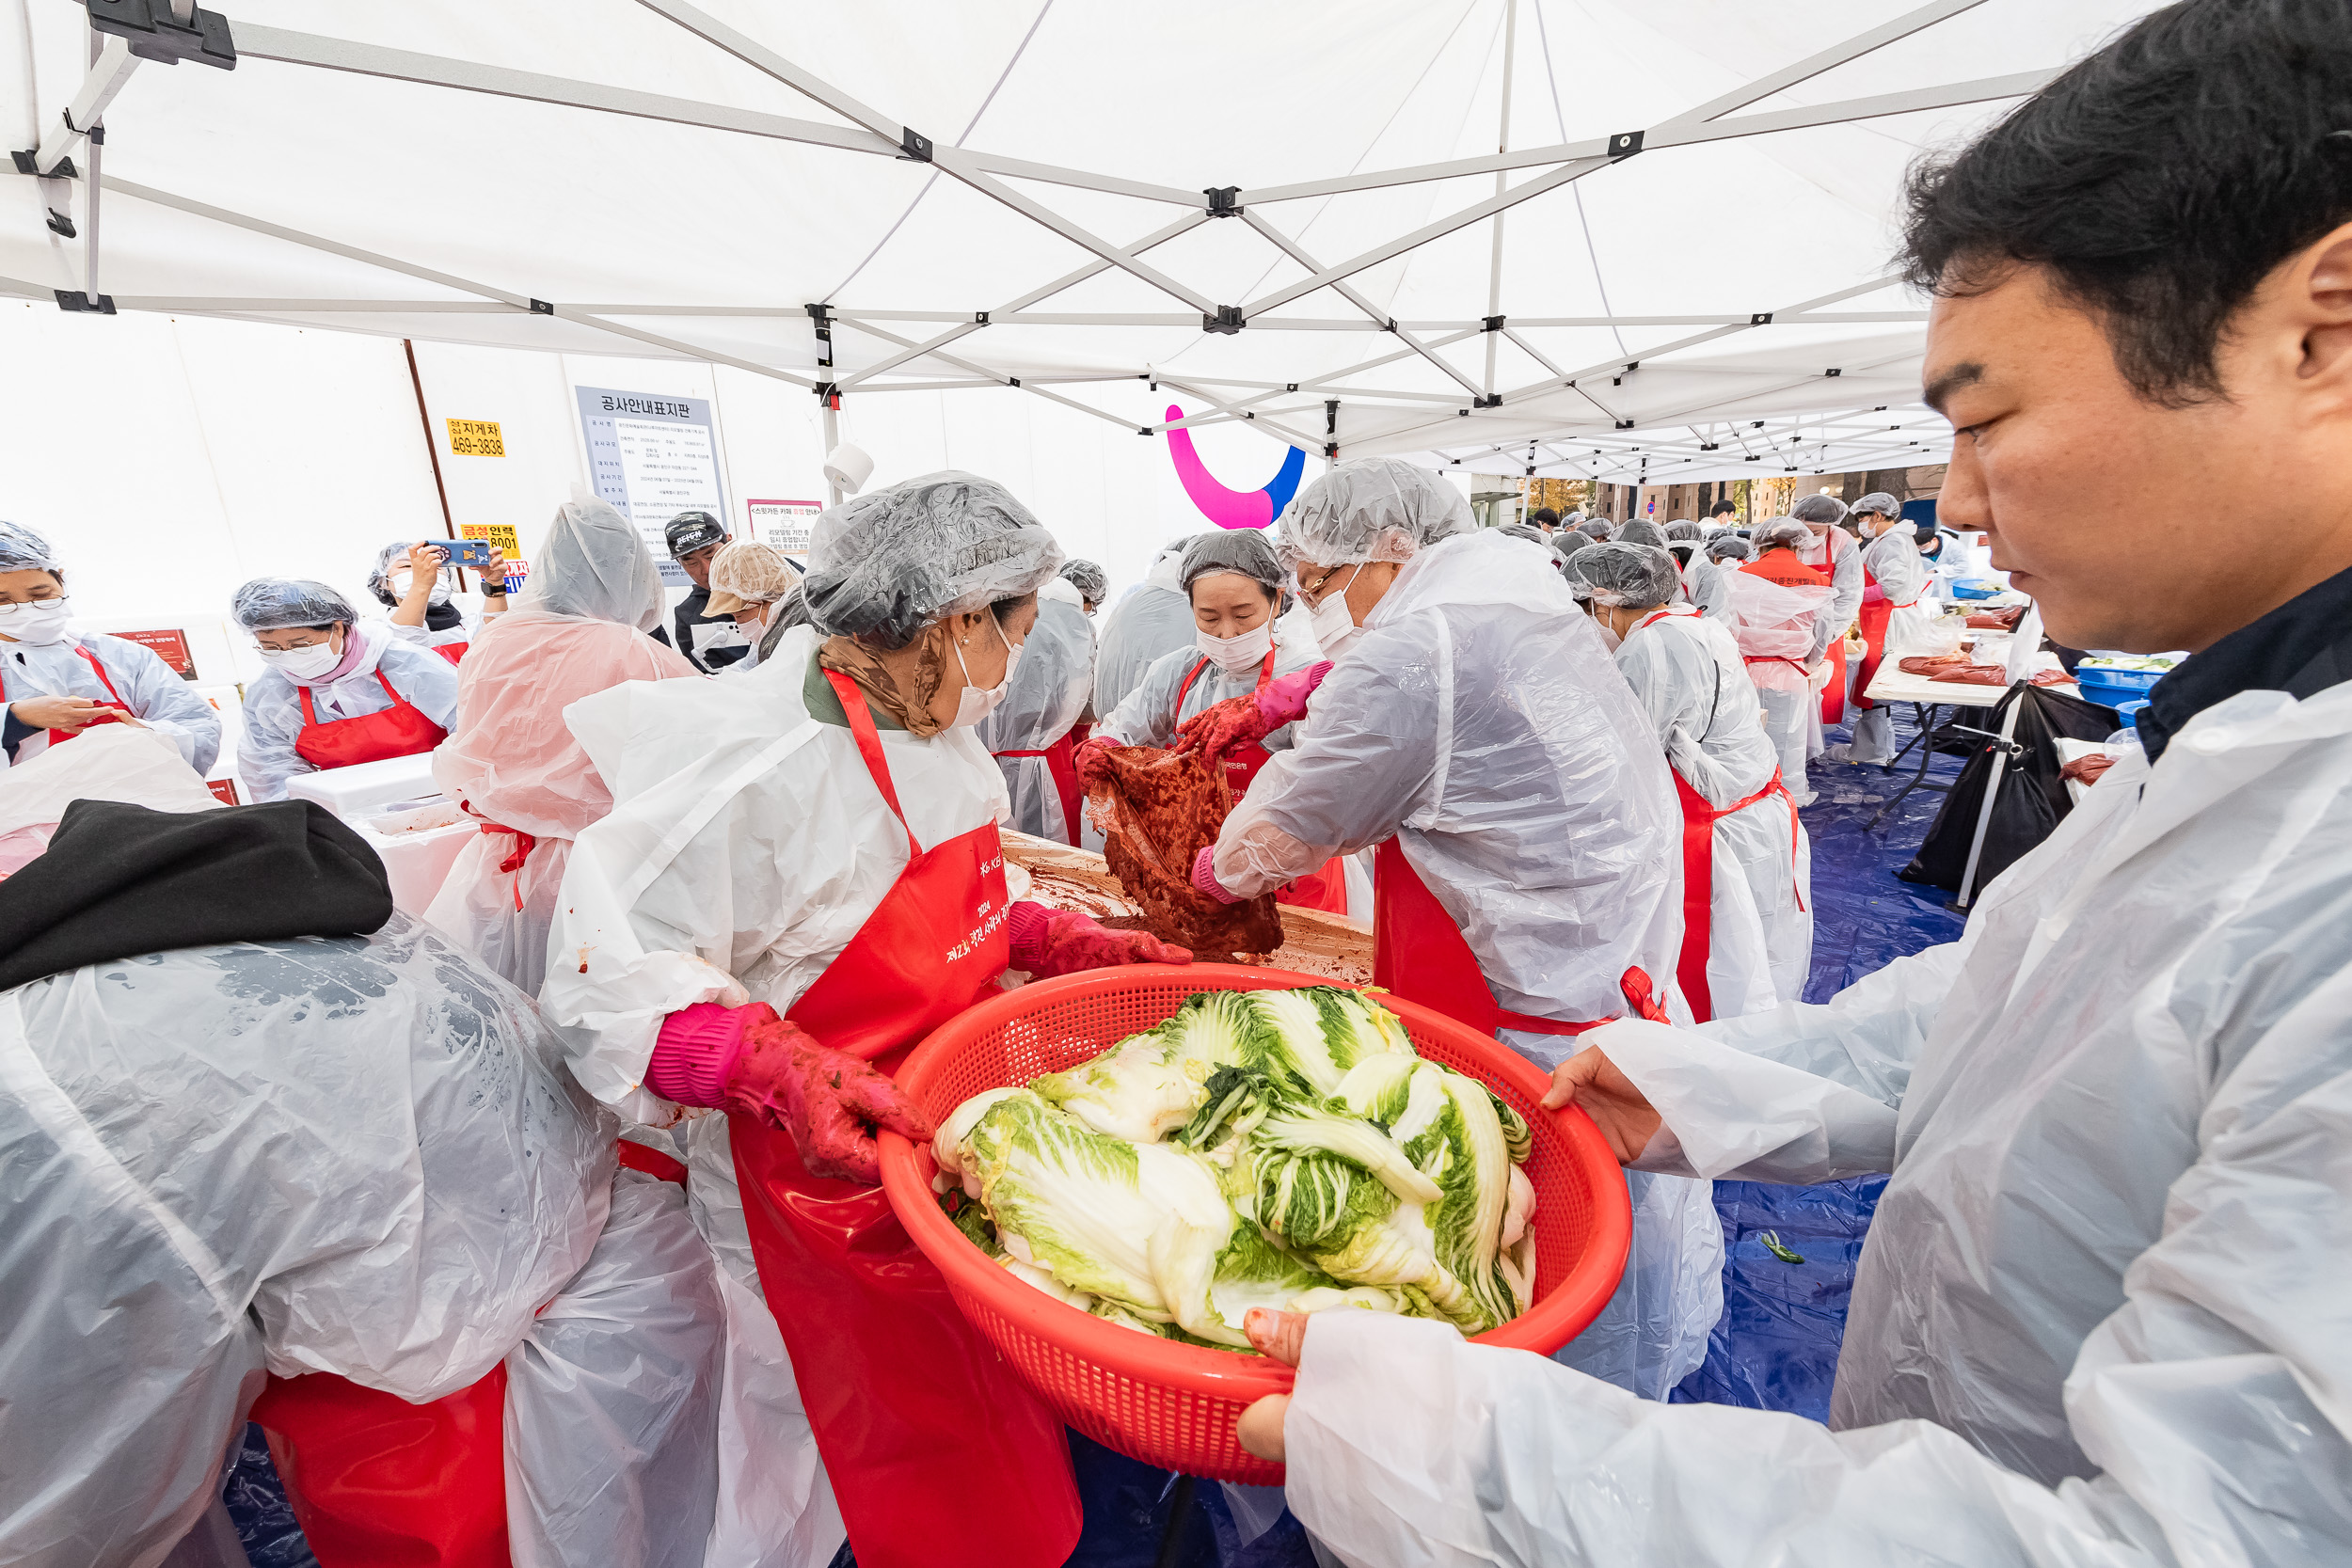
0, 799, 394, 991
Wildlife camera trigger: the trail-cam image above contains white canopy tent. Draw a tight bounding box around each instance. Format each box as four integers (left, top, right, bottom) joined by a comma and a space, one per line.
6, 0, 2161, 501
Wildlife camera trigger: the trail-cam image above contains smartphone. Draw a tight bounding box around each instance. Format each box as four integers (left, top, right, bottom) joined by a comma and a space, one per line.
450, 539, 497, 566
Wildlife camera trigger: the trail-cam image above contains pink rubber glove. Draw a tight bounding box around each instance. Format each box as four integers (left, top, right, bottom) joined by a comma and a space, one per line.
1190, 846, 1243, 906
1173, 660, 1332, 761
647, 1002, 929, 1183
1006, 900, 1193, 976
1073, 734, 1121, 794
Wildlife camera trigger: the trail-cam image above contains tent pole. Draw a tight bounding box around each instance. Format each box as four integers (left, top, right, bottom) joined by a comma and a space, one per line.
1485, 0, 1518, 401
403, 340, 457, 540
822, 402, 842, 507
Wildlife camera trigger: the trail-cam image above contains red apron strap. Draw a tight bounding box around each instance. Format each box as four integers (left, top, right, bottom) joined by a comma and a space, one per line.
298, 680, 317, 727
1619, 966, 1673, 1024
992, 748, 1051, 757
1173, 656, 1212, 716
72, 644, 127, 705
1668, 769, 1721, 1023
823, 668, 918, 859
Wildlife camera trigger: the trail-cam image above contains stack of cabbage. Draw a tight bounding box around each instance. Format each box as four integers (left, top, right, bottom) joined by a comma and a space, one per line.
934, 987, 1537, 1352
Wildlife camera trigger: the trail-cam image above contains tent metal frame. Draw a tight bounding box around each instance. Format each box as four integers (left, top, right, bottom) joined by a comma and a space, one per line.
8, 0, 2035, 486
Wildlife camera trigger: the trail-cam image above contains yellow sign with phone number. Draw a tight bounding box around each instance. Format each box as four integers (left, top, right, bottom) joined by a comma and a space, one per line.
446, 418, 505, 456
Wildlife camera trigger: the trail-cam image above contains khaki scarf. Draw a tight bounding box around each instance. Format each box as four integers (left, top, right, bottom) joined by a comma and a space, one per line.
818, 630, 952, 737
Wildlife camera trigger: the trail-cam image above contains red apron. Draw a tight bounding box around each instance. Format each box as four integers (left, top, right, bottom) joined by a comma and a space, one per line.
1806, 534, 1852, 725
1372, 838, 1672, 1037
991, 726, 1086, 847
1176, 654, 1350, 914
729, 669, 1081, 1568
432, 641, 469, 667
9, 645, 135, 759
294, 668, 449, 770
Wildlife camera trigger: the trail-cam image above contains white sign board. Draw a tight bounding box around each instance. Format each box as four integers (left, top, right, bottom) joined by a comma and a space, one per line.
747, 498, 822, 559
576, 387, 727, 585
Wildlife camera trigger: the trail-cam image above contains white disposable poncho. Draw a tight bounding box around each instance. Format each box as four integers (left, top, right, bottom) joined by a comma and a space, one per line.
428, 501, 701, 993
1091, 547, 1196, 716
0, 914, 611, 1566
1094, 601, 1325, 751
1686, 557, 1736, 621
0, 628, 221, 773
540, 625, 1019, 1568
1795, 525, 1863, 663
1725, 570, 1833, 808
1613, 609, 1811, 1013
1211, 531, 1721, 1399
235, 623, 460, 801
975, 580, 1095, 841
1281, 677, 2352, 1567
1843, 528, 1941, 766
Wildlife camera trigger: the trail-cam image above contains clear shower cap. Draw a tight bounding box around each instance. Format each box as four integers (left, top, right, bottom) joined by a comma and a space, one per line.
706, 540, 802, 615
1180, 530, 1284, 595
231, 578, 358, 632
1707, 535, 1755, 563
0, 520, 60, 574
803, 470, 1063, 648
1791, 493, 1849, 526
520, 499, 665, 631
1272, 458, 1471, 571
1568, 543, 1679, 609
1617, 519, 1666, 547
1058, 559, 1108, 602
1754, 516, 1815, 551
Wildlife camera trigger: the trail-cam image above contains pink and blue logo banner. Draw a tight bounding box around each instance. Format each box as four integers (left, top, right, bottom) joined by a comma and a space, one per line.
1164, 404, 1305, 529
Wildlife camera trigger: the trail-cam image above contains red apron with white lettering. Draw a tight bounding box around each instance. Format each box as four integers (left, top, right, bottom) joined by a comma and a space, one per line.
729, 669, 1080, 1568
1371, 838, 1672, 1037
9, 645, 135, 760
1176, 654, 1350, 914
294, 669, 449, 770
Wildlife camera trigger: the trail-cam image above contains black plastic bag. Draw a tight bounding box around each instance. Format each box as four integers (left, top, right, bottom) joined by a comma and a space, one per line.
1898, 684, 2119, 894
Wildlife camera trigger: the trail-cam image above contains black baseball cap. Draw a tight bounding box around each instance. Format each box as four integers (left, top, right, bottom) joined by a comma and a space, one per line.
665, 512, 727, 558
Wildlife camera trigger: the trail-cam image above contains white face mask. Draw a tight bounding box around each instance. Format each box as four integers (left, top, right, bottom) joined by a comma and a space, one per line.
258, 637, 342, 682
1196, 618, 1274, 676
389, 569, 453, 606
951, 612, 1021, 727
1588, 608, 1623, 654
1306, 565, 1361, 655
0, 597, 73, 645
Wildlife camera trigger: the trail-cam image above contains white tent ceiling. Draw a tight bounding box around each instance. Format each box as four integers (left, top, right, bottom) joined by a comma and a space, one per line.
5, 0, 2161, 488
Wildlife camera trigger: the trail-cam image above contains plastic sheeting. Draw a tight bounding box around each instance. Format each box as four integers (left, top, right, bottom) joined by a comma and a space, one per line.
0, 912, 612, 1568
976, 594, 1094, 842
1092, 549, 1197, 720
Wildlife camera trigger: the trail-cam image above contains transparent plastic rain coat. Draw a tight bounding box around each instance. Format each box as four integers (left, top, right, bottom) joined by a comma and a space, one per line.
1795, 525, 1862, 664
975, 579, 1095, 841
1614, 610, 1812, 1013
1725, 569, 1833, 807
1844, 528, 1939, 766
538, 624, 1028, 1568
0, 628, 221, 773
1094, 601, 1325, 752
1211, 530, 1722, 1399
427, 615, 698, 994
235, 623, 459, 801
1281, 676, 2352, 1568
1091, 548, 1196, 717
0, 913, 724, 1568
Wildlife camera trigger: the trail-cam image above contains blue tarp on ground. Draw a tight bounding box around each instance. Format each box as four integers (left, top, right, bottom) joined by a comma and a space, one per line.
227, 710, 1970, 1567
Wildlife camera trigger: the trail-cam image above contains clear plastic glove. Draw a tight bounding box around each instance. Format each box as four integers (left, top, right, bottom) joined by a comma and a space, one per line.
1807, 658, 1836, 693
1007, 900, 1192, 977
1235, 1308, 1306, 1461
649, 1001, 929, 1183
1173, 660, 1333, 761
1190, 845, 1243, 906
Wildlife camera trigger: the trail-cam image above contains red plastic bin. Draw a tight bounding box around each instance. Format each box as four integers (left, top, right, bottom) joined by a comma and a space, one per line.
878, 963, 1633, 1484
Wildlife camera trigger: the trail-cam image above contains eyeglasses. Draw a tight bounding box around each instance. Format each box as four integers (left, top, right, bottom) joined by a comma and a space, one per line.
0, 597, 63, 615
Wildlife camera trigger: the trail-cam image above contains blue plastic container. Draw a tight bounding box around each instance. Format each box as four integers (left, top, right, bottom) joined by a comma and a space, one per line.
2074, 666, 2165, 711
1949, 579, 2003, 600
2111, 698, 2151, 729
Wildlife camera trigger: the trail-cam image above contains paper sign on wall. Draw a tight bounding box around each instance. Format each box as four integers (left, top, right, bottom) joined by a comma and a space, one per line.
447, 419, 505, 456
748, 499, 821, 556
459, 523, 527, 588
117, 627, 197, 681
576, 388, 727, 585
207, 778, 240, 805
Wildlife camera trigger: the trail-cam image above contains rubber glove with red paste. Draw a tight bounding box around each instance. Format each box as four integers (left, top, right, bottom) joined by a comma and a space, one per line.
1172, 660, 1333, 761
647, 1002, 929, 1183
1006, 900, 1192, 977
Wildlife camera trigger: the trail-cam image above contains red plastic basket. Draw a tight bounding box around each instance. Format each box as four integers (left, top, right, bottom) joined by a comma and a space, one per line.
879, 963, 1632, 1484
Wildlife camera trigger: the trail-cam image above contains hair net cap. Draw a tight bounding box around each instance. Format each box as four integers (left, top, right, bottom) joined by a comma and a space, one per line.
1617, 519, 1667, 547
1180, 529, 1284, 595
803, 470, 1064, 647
1755, 515, 1815, 551
665, 512, 727, 558
1553, 530, 1595, 559
705, 540, 801, 615
232, 578, 358, 632
1058, 559, 1108, 603
0, 520, 60, 574
1791, 493, 1849, 525
1851, 491, 1902, 517
1663, 520, 1704, 541
365, 539, 461, 606
1577, 519, 1613, 540
1570, 543, 1680, 608
1494, 523, 1550, 548
1707, 535, 1756, 562
1272, 458, 1471, 571
520, 499, 667, 631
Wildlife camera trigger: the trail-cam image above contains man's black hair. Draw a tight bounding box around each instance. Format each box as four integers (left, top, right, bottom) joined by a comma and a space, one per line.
1900, 0, 2352, 406
1529, 506, 1560, 526
1708, 499, 1739, 516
